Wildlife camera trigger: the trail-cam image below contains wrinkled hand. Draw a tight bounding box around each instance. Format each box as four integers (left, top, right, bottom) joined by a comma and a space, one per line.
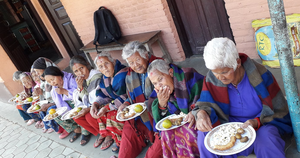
75, 76, 84, 90
74, 107, 90, 119
184, 112, 196, 128
90, 103, 99, 119
97, 107, 108, 118
33, 87, 43, 96
40, 103, 54, 112
155, 86, 171, 108
241, 119, 258, 129
55, 88, 68, 95
196, 110, 213, 132
117, 103, 129, 113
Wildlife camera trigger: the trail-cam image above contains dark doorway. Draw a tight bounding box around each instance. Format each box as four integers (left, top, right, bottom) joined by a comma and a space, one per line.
0, 0, 61, 71
167, 0, 234, 57
40, 0, 83, 57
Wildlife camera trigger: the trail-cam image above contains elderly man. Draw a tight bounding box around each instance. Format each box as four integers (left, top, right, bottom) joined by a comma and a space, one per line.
148, 59, 204, 158
193, 37, 292, 158
118, 41, 163, 158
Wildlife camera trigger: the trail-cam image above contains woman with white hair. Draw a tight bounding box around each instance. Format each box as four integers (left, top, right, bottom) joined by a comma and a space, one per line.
193, 37, 292, 157
118, 41, 163, 158
148, 59, 204, 158
75, 52, 127, 152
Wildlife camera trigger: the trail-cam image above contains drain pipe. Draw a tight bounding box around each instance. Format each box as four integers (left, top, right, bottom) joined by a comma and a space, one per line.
267, 0, 300, 152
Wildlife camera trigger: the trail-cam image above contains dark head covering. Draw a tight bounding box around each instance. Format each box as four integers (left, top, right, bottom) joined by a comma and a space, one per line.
44, 66, 64, 77
32, 57, 56, 70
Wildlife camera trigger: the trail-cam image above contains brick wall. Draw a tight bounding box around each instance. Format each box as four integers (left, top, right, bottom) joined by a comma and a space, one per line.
61, 0, 185, 62
224, 0, 300, 58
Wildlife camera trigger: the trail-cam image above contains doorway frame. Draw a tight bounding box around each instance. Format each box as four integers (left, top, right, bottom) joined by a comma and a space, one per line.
27, 0, 63, 59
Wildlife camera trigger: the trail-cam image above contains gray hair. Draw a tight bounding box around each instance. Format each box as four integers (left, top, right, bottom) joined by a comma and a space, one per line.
94, 51, 115, 69
13, 71, 23, 81
203, 37, 239, 70
70, 55, 92, 72
147, 59, 170, 75
19, 72, 30, 80
122, 41, 148, 61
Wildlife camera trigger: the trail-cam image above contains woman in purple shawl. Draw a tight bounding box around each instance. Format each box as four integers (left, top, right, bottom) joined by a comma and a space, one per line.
44, 66, 82, 141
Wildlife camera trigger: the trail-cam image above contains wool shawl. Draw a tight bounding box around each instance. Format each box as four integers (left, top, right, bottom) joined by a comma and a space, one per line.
149, 64, 204, 123
94, 60, 128, 110
78, 69, 102, 99
124, 55, 162, 131
192, 53, 292, 135
51, 71, 77, 111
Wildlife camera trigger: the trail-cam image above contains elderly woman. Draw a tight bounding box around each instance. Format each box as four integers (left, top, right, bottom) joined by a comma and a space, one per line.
77, 52, 127, 152
148, 59, 203, 158
70, 55, 102, 146
193, 38, 292, 158
12, 71, 34, 125
118, 41, 163, 158
19, 72, 43, 127
44, 66, 82, 140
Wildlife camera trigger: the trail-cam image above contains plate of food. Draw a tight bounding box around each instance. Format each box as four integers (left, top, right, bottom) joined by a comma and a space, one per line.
155, 112, 187, 131
204, 122, 256, 156
61, 106, 87, 120
8, 96, 17, 103
43, 107, 68, 121
116, 103, 147, 121
27, 100, 49, 113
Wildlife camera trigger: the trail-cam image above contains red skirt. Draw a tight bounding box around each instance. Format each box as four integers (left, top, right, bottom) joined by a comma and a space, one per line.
98, 108, 124, 145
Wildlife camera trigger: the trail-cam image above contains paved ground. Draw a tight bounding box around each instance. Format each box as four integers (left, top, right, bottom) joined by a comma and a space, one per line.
0, 101, 149, 158
1, 56, 300, 158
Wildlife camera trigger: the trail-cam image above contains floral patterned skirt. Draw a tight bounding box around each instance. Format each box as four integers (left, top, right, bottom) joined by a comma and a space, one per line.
161, 123, 200, 158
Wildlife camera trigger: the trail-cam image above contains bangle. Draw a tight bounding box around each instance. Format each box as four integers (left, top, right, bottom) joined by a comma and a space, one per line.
159, 103, 167, 110
254, 117, 261, 131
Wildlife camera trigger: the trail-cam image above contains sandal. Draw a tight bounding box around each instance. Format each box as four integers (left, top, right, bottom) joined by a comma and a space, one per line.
27, 119, 35, 126
42, 127, 47, 133
111, 143, 119, 153
35, 121, 41, 128
47, 128, 55, 134
100, 137, 114, 150
80, 134, 92, 146
69, 132, 81, 143
94, 136, 105, 148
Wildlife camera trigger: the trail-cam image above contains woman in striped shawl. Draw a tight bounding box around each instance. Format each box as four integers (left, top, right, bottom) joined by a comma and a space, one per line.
148, 59, 204, 158
85, 52, 128, 152
193, 38, 292, 158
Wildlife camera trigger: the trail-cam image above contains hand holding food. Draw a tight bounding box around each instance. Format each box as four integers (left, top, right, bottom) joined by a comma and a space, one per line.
155, 86, 171, 108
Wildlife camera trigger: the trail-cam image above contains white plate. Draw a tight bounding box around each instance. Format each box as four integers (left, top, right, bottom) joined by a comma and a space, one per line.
116, 103, 147, 121
8, 97, 16, 103
61, 106, 87, 120
26, 100, 49, 113
204, 122, 256, 156
43, 107, 68, 121
155, 113, 187, 131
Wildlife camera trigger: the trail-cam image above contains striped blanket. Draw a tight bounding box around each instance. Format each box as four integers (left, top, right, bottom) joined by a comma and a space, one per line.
149, 64, 204, 123
124, 55, 162, 131
94, 60, 128, 109
192, 53, 292, 135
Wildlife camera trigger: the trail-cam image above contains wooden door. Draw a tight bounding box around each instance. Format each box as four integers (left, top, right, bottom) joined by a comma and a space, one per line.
168, 0, 234, 56
41, 0, 83, 57
0, 13, 31, 71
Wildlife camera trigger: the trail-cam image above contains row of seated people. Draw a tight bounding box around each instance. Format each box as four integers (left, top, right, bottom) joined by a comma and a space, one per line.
11, 38, 292, 158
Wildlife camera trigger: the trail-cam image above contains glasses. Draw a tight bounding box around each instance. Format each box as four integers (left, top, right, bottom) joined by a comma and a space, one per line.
212, 69, 233, 76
